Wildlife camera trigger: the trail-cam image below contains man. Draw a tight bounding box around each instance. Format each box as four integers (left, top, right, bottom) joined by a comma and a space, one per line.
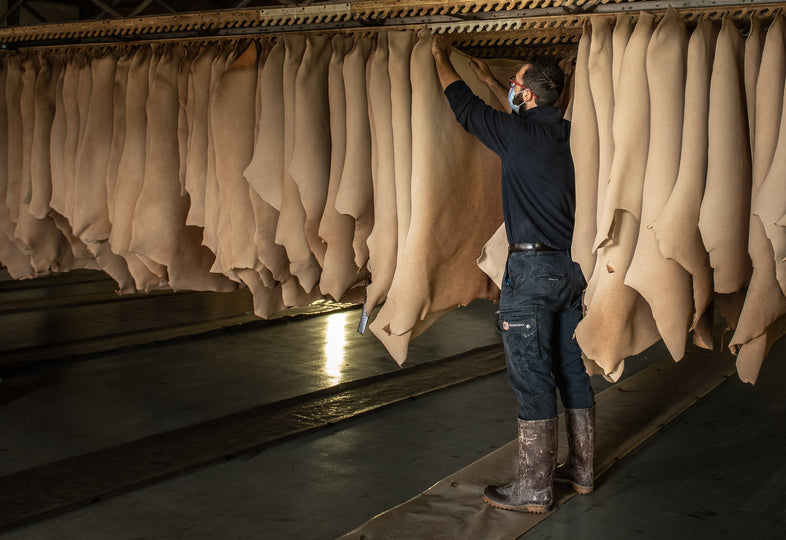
431, 36, 595, 513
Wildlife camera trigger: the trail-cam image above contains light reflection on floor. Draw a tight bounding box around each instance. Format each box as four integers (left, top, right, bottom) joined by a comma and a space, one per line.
324, 311, 351, 383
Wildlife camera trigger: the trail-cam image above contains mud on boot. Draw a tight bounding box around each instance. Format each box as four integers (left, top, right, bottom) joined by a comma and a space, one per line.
482, 417, 558, 513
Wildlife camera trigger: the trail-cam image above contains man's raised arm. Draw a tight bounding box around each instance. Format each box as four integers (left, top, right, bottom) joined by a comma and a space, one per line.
430, 34, 461, 90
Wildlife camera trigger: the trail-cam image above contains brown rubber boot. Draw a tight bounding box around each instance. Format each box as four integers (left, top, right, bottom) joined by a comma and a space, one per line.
554, 406, 595, 494
482, 417, 558, 513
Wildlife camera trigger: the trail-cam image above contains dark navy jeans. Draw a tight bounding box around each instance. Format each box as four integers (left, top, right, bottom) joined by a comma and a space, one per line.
499, 250, 594, 420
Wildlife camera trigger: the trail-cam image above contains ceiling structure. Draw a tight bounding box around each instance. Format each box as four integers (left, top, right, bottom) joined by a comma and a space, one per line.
0, 1, 318, 25
0, 0, 783, 55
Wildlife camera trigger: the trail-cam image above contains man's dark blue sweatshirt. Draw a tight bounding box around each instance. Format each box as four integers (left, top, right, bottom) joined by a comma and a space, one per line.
444, 80, 575, 250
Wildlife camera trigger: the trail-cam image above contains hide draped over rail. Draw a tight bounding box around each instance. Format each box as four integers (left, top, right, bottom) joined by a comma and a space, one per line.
1, 9, 784, 384
563, 9, 786, 384
0, 29, 514, 364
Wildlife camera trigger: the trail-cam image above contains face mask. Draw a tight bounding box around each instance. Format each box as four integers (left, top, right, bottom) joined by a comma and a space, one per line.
508, 86, 523, 113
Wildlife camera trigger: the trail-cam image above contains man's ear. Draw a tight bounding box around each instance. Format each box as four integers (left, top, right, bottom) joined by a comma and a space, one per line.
523, 88, 537, 108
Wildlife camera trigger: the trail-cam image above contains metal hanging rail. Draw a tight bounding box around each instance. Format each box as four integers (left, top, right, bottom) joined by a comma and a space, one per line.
0, 0, 782, 49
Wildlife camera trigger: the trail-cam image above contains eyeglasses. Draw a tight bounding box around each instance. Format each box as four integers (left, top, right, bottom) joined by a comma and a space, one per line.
508, 78, 537, 100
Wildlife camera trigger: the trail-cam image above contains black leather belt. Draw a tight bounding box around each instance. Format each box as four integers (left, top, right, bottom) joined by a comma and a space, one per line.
508, 242, 560, 253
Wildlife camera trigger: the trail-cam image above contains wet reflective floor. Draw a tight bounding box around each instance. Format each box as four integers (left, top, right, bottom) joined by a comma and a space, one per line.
0, 271, 503, 475
0, 270, 256, 361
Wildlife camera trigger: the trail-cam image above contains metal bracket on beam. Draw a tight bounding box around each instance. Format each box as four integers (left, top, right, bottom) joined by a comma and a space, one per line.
257, 2, 353, 26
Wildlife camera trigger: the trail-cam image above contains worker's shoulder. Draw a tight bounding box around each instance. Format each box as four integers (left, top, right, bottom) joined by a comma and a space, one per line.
522, 105, 565, 122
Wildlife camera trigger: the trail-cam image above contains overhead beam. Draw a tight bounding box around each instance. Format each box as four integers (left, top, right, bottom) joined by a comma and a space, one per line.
0, 0, 782, 48
89, 0, 124, 18
128, 0, 156, 18
21, 2, 48, 23
154, 0, 178, 14
0, 0, 26, 25
92, 0, 123, 20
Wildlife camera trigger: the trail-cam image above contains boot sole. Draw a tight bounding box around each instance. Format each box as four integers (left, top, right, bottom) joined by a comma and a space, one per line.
554, 478, 594, 495
572, 483, 593, 495
481, 493, 550, 514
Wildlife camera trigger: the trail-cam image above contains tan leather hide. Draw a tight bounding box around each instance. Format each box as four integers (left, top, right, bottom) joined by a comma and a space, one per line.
729, 16, 786, 382
593, 13, 653, 251
108, 45, 166, 286
72, 51, 115, 243
29, 54, 61, 220
132, 44, 235, 292
14, 54, 66, 274
318, 34, 363, 301
5, 55, 24, 224
244, 38, 285, 211
389, 31, 415, 268
364, 31, 399, 314
750, 15, 786, 293
183, 43, 220, 228
210, 42, 289, 316
3, 23, 786, 380
698, 17, 753, 295
570, 21, 599, 281
290, 34, 332, 268
576, 12, 660, 380
104, 49, 131, 230
611, 14, 634, 92
370, 31, 503, 364
625, 9, 692, 362
0, 57, 34, 278
203, 42, 239, 259
243, 38, 316, 309
745, 16, 765, 150
477, 223, 507, 290
335, 36, 374, 270
276, 34, 321, 293
650, 18, 717, 350
588, 17, 614, 261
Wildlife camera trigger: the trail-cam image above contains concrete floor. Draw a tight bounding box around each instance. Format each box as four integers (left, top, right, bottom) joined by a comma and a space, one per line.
0, 300, 504, 476
0, 278, 784, 539
523, 340, 786, 540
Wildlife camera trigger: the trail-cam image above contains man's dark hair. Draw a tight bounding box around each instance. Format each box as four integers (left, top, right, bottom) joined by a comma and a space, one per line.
521, 55, 565, 107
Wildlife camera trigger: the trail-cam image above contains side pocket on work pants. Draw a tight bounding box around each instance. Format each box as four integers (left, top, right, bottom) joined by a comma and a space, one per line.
499, 307, 558, 420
